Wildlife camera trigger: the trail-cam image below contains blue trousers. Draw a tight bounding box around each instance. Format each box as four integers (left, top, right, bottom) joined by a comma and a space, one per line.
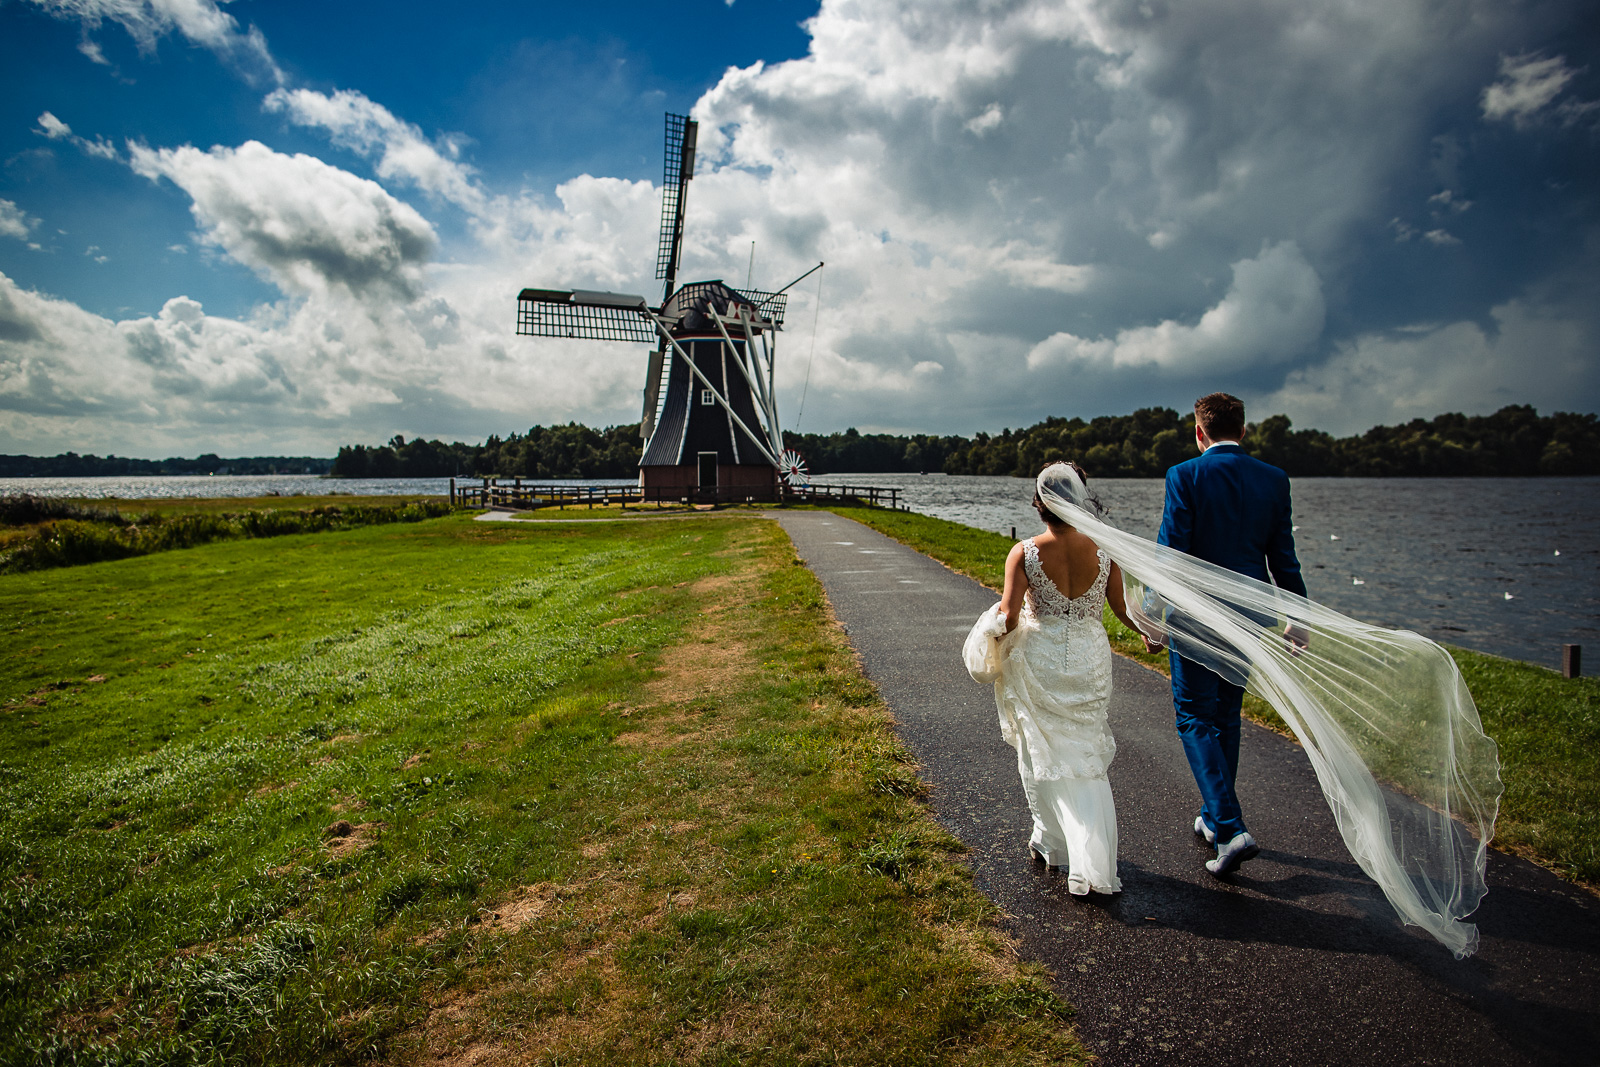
1171, 651, 1247, 843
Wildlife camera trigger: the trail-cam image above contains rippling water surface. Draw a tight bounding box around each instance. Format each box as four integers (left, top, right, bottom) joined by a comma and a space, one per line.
811, 473, 1600, 670
0, 475, 633, 498
5, 472, 1594, 668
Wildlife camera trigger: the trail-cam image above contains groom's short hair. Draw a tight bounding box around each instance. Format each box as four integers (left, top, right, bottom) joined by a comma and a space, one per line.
1195, 393, 1246, 440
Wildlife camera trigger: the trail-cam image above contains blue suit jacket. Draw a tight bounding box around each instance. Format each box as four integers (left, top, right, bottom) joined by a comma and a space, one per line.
1157, 443, 1307, 598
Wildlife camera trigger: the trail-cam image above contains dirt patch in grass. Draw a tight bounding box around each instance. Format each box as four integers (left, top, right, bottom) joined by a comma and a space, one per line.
641, 583, 753, 704
610, 574, 757, 751
323, 820, 385, 858
479, 883, 558, 936
57, 998, 129, 1041
417, 885, 651, 1066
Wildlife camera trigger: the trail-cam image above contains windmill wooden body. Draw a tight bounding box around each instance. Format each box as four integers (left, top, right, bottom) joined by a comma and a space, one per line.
516, 113, 808, 499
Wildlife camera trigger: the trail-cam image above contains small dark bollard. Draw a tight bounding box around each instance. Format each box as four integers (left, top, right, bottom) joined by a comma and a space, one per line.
1011, 526, 1017, 540
1563, 644, 1582, 679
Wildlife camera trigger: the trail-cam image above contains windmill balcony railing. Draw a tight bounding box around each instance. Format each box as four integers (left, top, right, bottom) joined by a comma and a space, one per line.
449, 477, 903, 512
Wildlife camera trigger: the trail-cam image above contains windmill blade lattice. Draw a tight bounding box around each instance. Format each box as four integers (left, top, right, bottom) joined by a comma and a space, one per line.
516, 289, 655, 343
656, 113, 697, 288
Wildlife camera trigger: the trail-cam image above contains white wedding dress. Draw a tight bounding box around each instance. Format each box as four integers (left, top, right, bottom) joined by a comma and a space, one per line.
994, 539, 1121, 896
965, 464, 1497, 953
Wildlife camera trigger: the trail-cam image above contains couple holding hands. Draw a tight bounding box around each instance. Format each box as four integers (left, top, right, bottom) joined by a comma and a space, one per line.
965, 393, 1502, 959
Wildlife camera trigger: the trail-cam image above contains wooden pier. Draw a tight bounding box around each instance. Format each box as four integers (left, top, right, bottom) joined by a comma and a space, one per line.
449, 477, 902, 512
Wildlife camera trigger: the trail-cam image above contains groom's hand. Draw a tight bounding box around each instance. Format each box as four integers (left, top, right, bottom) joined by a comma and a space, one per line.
1284, 623, 1309, 656
1141, 633, 1166, 654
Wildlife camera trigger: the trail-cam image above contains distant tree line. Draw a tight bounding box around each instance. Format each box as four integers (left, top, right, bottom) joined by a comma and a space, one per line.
934, 405, 1598, 478
30, 404, 1576, 483
779, 428, 969, 475
330, 424, 644, 479
333, 405, 1596, 478
0, 453, 333, 477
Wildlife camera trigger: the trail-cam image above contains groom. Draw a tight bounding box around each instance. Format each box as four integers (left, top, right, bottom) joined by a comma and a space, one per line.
1157, 393, 1307, 876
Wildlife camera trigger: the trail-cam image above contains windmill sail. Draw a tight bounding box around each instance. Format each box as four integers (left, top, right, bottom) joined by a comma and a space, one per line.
655, 113, 698, 295
515, 289, 656, 343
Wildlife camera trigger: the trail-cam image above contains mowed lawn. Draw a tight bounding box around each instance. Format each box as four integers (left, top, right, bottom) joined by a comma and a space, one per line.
0, 513, 1085, 1065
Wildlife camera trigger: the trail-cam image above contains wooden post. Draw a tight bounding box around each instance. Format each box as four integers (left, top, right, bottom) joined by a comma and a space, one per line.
449, 476, 455, 505
1564, 644, 1582, 679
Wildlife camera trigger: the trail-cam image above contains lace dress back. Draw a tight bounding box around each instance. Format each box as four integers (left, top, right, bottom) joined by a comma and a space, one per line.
1022, 539, 1110, 621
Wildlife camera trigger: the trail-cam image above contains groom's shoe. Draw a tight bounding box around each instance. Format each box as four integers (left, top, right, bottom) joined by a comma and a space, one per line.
1205, 832, 1259, 877
1193, 816, 1216, 846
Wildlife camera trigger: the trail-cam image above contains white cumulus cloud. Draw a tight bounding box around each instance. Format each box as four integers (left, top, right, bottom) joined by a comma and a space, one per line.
1259, 296, 1597, 435
264, 88, 486, 215
23, 0, 282, 82
1481, 53, 1577, 126
34, 110, 121, 160
128, 140, 437, 300
35, 111, 72, 140
1026, 242, 1325, 373
0, 201, 38, 241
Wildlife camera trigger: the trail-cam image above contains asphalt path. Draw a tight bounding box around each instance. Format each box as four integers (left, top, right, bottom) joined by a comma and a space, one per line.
772, 510, 1600, 1067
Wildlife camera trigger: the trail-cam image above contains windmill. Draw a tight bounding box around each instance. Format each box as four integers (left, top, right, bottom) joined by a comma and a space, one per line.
516, 113, 816, 500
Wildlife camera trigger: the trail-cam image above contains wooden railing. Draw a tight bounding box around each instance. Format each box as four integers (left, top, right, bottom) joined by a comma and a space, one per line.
449, 477, 902, 512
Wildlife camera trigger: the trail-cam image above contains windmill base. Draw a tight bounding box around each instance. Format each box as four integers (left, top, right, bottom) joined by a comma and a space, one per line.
641, 463, 777, 503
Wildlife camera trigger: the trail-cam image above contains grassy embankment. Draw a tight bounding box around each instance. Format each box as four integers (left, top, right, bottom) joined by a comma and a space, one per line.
0, 495, 455, 575
1, 508, 1086, 1064
839, 506, 1600, 887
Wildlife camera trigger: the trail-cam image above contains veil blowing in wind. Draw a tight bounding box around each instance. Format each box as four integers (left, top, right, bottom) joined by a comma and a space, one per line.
1034, 463, 1502, 958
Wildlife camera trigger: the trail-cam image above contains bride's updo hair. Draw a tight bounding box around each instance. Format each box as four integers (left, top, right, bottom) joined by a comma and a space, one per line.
1033, 461, 1089, 527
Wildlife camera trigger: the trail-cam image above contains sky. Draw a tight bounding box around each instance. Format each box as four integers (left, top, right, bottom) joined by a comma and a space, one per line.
0, 0, 1596, 458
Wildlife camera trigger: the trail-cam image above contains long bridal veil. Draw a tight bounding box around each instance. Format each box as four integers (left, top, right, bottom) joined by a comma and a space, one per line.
1036, 463, 1502, 958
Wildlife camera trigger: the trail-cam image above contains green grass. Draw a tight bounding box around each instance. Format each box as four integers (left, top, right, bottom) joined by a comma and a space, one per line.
1, 511, 1086, 1064
838, 506, 1600, 886
51, 495, 448, 517
1451, 654, 1600, 884
494, 501, 714, 520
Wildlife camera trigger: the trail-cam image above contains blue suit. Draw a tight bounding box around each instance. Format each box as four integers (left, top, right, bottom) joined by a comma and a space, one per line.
1158, 443, 1305, 844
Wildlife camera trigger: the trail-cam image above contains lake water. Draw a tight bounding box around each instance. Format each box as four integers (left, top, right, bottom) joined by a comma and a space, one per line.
811, 473, 1599, 671
0, 475, 635, 499
4, 472, 1593, 669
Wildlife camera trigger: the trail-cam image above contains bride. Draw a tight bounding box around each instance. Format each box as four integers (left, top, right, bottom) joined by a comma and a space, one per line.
969, 460, 1502, 957
985, 462, 1158, 895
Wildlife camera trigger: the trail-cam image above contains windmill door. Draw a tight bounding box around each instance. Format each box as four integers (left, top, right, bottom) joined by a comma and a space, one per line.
697, 452, 718, 488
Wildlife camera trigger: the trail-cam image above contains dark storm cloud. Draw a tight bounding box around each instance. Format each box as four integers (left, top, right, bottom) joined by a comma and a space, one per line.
693, 0, 1599, 434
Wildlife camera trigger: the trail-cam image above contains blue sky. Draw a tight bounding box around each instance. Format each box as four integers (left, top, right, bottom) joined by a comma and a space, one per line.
0, 0, 1596, 457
